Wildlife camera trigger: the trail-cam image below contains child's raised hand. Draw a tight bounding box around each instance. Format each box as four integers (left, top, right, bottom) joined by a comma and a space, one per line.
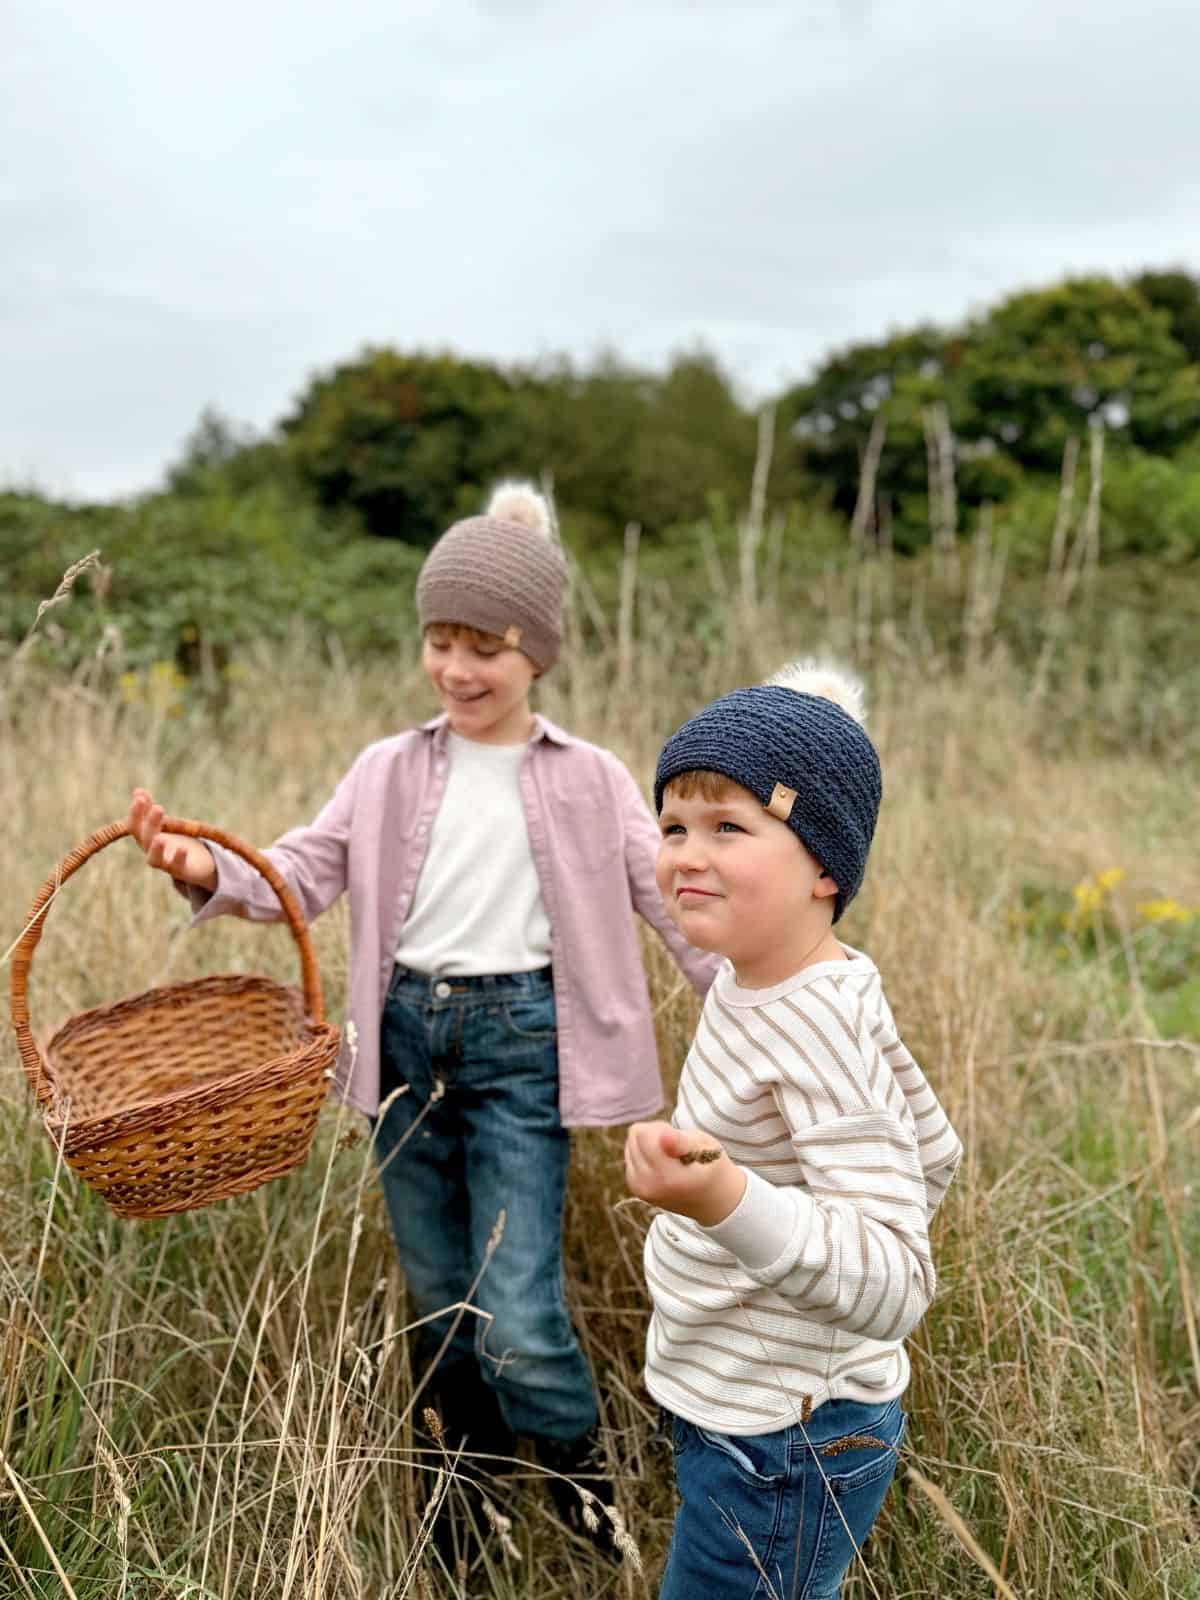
624, 1120, 747, 1227
128, 788, 218, 891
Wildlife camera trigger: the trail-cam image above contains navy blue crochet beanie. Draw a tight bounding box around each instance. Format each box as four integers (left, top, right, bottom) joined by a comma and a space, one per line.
654, 662, 882, 922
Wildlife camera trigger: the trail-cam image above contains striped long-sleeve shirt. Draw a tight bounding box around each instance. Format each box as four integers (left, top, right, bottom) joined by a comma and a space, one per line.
644, 946, 962, 1435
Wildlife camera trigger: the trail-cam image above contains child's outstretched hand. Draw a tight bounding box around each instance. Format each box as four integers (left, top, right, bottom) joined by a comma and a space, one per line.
624, 1121, 747, 1227
128, 789, 218, 891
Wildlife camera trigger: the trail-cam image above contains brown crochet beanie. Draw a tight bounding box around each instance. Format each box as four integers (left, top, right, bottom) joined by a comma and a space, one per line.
416, 482, 568, 672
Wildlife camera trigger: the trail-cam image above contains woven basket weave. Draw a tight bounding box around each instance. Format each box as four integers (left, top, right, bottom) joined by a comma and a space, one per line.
10, 818, 341, 1219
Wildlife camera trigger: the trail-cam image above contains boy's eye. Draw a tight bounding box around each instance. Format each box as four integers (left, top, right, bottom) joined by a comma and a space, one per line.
716, 820, 744, 833
661, 823, 685, 837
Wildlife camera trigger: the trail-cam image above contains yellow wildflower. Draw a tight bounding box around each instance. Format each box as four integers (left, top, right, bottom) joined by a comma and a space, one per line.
119, 661, 188, 716
1063, 868, 1127, 935
1072, 880, 1105, 916
1135, 899, 1193, 926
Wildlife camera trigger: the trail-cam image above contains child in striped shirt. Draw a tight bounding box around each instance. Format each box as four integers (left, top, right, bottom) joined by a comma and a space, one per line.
625, 661, 962, 1599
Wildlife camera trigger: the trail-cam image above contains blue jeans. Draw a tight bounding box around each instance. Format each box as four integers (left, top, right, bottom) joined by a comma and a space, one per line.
658, 1397, 906, 1600
373, 965, 598, 1445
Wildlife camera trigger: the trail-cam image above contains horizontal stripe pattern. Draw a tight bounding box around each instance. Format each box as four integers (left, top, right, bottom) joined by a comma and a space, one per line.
644, 951, 962, 1435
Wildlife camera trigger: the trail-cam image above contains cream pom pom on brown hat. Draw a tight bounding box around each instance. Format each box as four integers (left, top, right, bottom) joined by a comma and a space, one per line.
416, 482, 569, 672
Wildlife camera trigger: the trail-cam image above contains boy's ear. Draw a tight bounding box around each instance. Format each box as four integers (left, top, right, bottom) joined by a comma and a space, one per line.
813, 871, 840, 901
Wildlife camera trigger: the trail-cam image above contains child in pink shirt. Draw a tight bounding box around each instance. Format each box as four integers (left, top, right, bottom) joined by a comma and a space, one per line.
129, 482, 717, 1570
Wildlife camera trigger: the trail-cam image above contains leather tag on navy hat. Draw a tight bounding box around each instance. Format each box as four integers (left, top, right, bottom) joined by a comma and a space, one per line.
766, 782, 797, 820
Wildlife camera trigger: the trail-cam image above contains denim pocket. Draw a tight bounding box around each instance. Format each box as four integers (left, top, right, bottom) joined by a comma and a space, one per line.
695, 1424, 788, 1489
500, 994, 557, 1043
826, 1412, 905, 1495
816, 1401, 905, 1478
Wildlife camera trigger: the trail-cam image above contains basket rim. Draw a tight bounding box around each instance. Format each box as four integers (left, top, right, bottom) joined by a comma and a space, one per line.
43, 1014, 341, 1151
48, 971, 307, 1043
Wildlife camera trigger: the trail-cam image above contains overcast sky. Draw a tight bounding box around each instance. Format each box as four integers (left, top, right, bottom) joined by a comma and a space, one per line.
4, 0, 1199, 501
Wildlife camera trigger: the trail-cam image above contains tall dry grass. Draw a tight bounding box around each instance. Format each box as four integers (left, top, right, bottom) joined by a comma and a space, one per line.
1, 505, 1198, 1598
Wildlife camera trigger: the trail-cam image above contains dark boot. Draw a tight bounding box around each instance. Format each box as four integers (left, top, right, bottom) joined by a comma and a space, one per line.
420, 1356, 518, 1472
418, 1359, 519, 1585
533, 1426, 626, 1563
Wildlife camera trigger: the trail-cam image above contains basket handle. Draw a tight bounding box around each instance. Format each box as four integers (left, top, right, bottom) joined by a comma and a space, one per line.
10, 818, 326, 1110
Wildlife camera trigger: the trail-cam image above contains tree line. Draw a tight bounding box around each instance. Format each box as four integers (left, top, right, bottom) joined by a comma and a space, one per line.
171, 268, 1200, 555
4, 267, 1199, 667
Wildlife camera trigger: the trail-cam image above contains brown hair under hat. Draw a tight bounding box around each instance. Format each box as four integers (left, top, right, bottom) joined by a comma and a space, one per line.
416, 483, 568, 672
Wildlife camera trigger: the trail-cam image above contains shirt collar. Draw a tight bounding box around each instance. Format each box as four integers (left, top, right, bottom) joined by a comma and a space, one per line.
419, 712, 572, 748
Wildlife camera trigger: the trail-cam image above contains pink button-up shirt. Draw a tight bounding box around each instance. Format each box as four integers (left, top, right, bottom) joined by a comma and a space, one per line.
189, 713, 719, 1126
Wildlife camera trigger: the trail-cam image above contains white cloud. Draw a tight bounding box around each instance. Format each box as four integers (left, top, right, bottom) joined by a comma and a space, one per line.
3, 0, 1199, 497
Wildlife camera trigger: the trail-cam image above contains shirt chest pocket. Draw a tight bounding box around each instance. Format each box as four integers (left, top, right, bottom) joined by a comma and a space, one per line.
545, 785, 621, 876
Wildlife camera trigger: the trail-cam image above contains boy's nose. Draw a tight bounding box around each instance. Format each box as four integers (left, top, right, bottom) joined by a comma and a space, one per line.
676, 840, 708, 873
442, 652, 473, 681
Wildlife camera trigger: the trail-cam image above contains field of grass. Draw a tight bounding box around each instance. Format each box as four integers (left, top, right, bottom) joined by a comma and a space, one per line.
2, 534, 1198, 1598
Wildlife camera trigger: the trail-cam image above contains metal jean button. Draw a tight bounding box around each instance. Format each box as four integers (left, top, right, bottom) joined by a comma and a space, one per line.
434, 980, 452, 999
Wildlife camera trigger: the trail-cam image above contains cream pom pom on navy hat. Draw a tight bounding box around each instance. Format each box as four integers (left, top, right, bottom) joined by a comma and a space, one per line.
416, 482, 569, 672
654, 660, 882, 922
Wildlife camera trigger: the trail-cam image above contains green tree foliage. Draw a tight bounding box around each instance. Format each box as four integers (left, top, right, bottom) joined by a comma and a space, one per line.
779, 324, 949, 519
166, 407, 291, 499
1095, 445, 1200, 559
1133, 268, 1200, 364
521, 354, 646, 549
782, 272, 1200, 547
284, 350, 536, 543
283, 346, 757, 550
959, 276, 1200, 468
0, 481, 425, 669
629, 351, 757, 536
520, 349, 758, 550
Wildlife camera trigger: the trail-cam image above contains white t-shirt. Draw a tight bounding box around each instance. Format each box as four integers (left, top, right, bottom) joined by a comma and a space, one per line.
395, 731, 551, 976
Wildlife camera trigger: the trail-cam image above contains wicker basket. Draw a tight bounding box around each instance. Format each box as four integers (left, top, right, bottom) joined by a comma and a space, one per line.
10, 817, 341, 1219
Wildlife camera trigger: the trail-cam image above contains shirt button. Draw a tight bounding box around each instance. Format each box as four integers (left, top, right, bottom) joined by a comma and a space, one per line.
416, 824, 427, 837
434, 981, 452, 999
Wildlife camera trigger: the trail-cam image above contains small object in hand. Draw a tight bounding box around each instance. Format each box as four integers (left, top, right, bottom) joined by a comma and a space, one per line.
678, 1146, 721, 1166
